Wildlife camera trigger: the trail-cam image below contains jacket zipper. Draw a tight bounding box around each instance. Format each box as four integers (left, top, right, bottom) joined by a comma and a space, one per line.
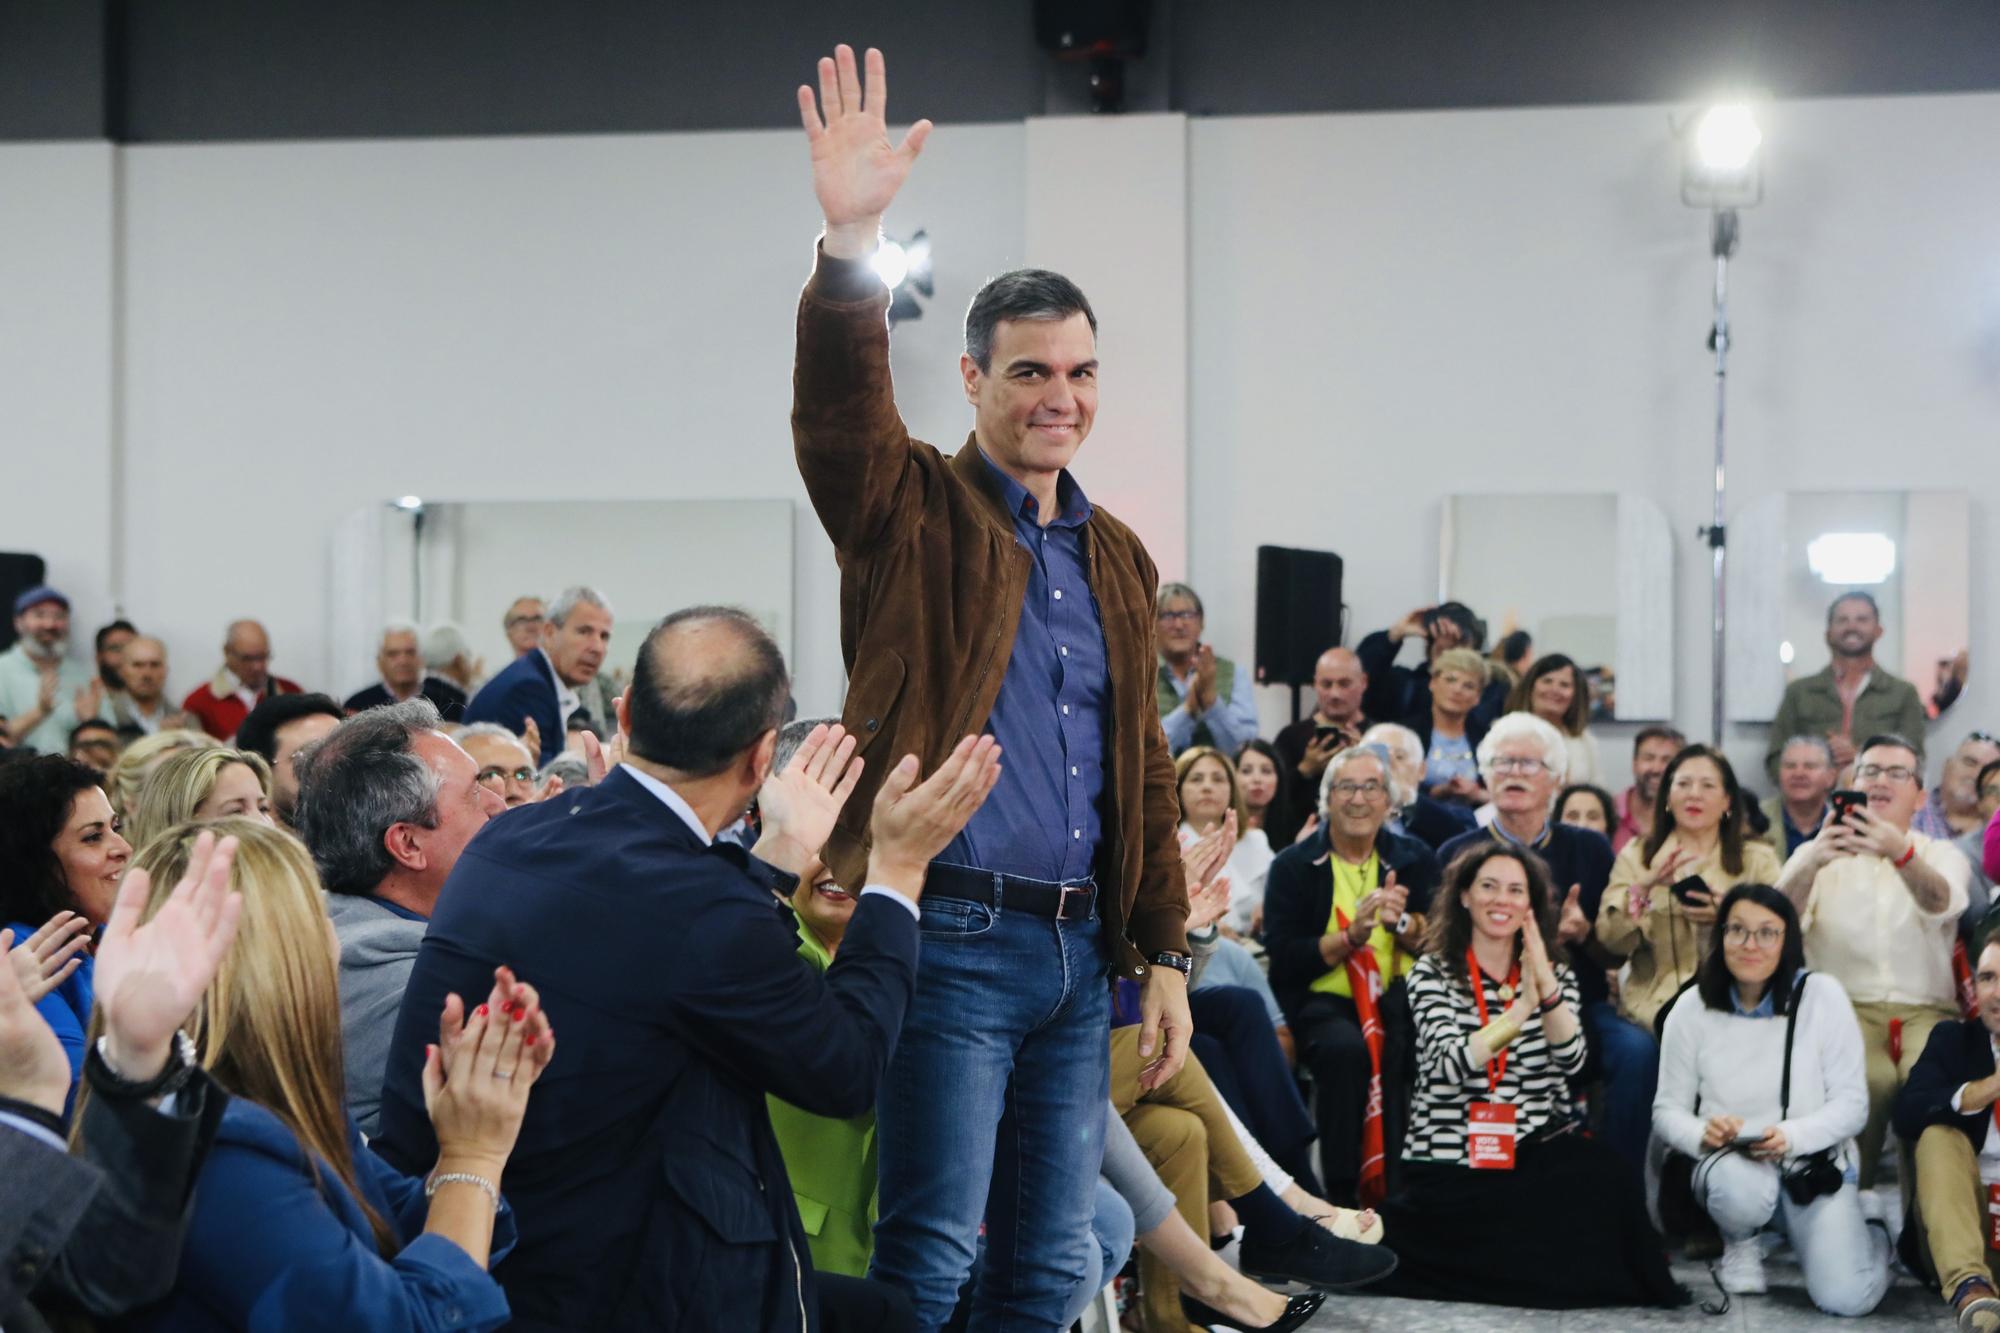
790, 1235, 807, 1331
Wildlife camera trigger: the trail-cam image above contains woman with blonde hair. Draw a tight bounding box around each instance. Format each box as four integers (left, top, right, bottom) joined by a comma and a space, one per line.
124, 745, 275, 854
91, 818, 555, 1331
1420, 648, 1492, 807
105, 727, 218, 818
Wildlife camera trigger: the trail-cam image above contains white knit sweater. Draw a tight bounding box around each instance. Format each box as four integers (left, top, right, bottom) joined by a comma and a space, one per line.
1653, 970, 1868, 1166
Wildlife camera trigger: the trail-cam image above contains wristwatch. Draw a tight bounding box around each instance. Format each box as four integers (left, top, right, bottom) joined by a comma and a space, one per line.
1149, 951, 1193, 977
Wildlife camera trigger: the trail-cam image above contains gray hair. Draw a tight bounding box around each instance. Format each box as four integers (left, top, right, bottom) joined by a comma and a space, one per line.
547, 585, 613, 628
379, 619, 419, 645
537, 753, 590, 789
774, 717, 840, 776
1779, 734, 1837, 767
1360, 723, 1424, 787
422, 621, 471, 671
457, 721, 532, 753
1155, 582, 1203, 617
1476, 713, 1570, 787
291, 698, 444, 896
963, 269, 1097, 374
1319, 745, 1402, 813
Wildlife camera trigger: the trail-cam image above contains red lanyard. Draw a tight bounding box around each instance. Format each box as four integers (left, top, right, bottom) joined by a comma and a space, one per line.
1467, 945, 1521, 1093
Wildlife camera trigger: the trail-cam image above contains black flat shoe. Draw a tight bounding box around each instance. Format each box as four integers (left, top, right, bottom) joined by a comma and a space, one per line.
1239, 1221, 1398, 1291
1180, 1290, 1327, 1332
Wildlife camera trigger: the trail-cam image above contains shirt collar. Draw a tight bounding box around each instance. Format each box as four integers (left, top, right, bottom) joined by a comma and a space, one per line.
976, 447, 1093, 529
618, 763, 711, 846
1731, 986, 1777, 1018
1492, 819, 1552, 849
366, 893, 429, 924
539, 648, 581, 711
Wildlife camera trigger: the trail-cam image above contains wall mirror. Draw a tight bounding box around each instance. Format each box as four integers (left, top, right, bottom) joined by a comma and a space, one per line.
1726, 490, 1969, 723
330, 499, 794, 706
1438, 493, 1675, 721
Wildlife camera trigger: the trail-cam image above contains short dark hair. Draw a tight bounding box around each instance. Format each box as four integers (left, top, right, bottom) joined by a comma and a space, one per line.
1858, 732, 1925, 774
1634, 725, 1687, 752
0, 755, 109, 925
68, 718, 118, 745
1696, 883, 1806, 1015
1425, 842, 1557, 982
1555, 782, 1615, 831
1496, 630, 1533, 664
963, 269, 1097, 374
93, 619, 137, 653
291, 699, 443, 896
626, 607, 789, 778
1827, 591, 1880, 624
234, 692, 345, 763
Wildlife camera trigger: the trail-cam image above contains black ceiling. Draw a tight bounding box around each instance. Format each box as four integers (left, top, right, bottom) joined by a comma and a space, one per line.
5, 0, 2000, 143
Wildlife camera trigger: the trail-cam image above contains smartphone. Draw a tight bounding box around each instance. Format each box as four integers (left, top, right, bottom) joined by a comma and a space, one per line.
1730, 1130, 1764, 1148
1829, 789, 1866, 827
1314, 725, 1348, 746
1669, 874, 1710, 906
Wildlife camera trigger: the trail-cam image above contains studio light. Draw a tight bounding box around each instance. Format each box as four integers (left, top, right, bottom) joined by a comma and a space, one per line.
1695, 105, 1762, 173
393, 495, 424, 511
1807, 532, 1898, 586
874, 229, 934, 327
1681, 101, 1764, 210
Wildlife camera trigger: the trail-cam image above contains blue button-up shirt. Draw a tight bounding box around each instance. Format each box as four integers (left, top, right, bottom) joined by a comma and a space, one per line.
937, 453, 1110, 884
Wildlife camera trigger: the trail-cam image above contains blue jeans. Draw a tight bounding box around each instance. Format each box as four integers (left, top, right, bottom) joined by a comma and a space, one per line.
871, 893, 1112, 1332
1582, 1001, 1659, 1181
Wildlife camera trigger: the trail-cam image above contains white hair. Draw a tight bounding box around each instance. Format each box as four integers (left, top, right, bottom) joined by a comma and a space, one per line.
1319, 745, 1404, 813
422, 621, 471, 671
1476, 712, 1569, 786
379, 619, 420, 645
1360, 723, 1423, 789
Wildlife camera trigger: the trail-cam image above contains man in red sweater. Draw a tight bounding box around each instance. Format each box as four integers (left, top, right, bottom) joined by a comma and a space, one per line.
180, 619, 303, 740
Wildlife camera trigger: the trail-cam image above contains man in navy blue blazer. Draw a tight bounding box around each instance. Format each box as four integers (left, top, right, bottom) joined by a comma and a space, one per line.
462, 586, 614, 764
374, 606, 1002, 1332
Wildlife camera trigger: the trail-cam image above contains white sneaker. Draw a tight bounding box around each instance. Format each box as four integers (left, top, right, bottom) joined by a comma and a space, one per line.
1717, 1238, 1768, 1295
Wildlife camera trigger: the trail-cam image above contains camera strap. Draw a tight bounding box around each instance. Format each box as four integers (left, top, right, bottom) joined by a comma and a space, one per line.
1780, 970, 1812, 1120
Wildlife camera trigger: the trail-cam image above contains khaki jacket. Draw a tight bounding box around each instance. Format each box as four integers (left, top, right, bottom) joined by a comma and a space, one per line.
1596, 832, 1784, 1030
791, 253, 1188, 975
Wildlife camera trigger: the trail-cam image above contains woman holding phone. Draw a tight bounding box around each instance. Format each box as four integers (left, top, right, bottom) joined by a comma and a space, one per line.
1597, 745, 1783, 1033
1653, 884, 1885, 1312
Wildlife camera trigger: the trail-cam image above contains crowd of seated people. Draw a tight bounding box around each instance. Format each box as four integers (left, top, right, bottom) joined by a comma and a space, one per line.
4, 558, 1999, 1333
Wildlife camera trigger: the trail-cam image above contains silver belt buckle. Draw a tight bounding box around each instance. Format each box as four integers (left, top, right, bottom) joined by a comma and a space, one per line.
1057, 884, 1093, 921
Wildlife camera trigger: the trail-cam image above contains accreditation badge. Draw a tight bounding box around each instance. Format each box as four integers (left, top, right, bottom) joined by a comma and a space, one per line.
1467, 1102, 1518, 1170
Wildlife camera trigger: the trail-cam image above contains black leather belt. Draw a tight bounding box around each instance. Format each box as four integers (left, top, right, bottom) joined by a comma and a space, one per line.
924, 863, 1097, 922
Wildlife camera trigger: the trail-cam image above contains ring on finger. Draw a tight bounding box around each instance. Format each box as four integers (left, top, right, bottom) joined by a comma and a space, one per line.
492, 1068, 518, 1081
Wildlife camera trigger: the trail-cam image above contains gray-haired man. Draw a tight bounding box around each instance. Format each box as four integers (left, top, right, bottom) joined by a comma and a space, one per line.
1763, 734, 1839, 859
463, 585, 614, 763
1154, 582, 1258, 757
292, 698, 504, 1133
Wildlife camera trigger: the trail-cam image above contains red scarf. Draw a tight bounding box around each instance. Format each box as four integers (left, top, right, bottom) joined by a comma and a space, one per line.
1336, 900, 1389, 1207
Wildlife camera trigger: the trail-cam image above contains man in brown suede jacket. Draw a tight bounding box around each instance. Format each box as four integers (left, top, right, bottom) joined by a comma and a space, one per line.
791, 44, 1190, 1331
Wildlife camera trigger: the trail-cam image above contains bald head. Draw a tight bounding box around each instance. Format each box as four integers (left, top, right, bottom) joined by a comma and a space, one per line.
223, 620, 272, 691
121, 635, 169, 706
625, 607, 790, 777
1313, 647, 1366, 726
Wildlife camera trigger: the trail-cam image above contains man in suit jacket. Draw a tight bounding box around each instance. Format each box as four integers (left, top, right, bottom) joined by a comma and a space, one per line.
1895, 935, 2000, 1328
342, 622, 467, 721
374, 607, 1001, 1332
462, 586, 613, 764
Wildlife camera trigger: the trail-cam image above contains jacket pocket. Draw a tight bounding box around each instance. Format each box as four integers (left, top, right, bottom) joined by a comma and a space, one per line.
659, 1152, 780, 1244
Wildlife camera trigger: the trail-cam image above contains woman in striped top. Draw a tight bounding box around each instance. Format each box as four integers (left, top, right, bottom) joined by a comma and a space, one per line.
1373, 842, 1685, 1308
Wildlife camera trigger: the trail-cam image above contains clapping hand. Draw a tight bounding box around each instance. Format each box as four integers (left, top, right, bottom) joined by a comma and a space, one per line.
0, 927, 72, 1114
423, 984, 552, 1178
6, 910, 93, 1004
1188, 644, 1219, 715
1180, 810, 1238, 898
93, 830, 243, 1082
520, 717, 542, 762
1518, 911, 1560, 1005
1629, 847, 1692, 916
753, 723, 864, 874
1555, 884, 1590, 944
436, 965, 554, 1079
798, 45, 933, 259
1375, 870, 1410, 934
866, 735, 1004, 898
73, 678, 104, 725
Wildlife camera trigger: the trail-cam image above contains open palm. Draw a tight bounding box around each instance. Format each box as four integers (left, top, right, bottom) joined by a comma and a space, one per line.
758, 723, 864, 860
797, 45, 932, 244
94, 830, 243, 1072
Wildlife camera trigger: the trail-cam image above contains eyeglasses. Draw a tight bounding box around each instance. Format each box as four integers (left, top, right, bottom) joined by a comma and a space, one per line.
1330, 779, 1388, 799
505, 614, 545, 629
1490, 756, 1548, 775
476, 766, 536, 787
1854, 763, 1918, 784
1156, 609, 1200, 624
1723, 924, 1784, 948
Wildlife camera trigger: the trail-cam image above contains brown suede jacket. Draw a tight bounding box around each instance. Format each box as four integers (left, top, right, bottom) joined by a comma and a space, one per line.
791, 251, 1188, 977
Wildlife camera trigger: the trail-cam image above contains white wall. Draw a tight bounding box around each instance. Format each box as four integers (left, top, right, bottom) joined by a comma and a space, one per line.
14, 90, 1998, 789
1187, 92, 2000, 784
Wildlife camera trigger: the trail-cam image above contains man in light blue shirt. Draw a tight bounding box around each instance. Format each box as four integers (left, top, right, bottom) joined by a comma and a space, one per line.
1155, 582, 1259, 757
0, 587, 95, 755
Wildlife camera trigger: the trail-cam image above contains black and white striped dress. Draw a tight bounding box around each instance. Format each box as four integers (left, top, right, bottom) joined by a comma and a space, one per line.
1401, 952, 1586, 1165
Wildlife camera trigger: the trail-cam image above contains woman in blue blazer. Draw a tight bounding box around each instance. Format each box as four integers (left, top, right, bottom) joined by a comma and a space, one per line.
87, 818, 555, 1333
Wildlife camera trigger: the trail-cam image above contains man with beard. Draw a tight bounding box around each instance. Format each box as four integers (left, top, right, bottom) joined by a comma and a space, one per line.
1767, 592, 1929, 784
0, 588, 96, 754
1611, 725, 1686, 853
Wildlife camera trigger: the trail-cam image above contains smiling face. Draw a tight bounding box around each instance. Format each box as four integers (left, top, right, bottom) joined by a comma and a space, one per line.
961, 313, 1098, 493
1855, 742, 1924, 830
1632, 736, 1681, 803
790, 855, 857, 949
195, 761, 274, 825
1432, 668, 1482, 719
1178, 755, 1234, 830
1721, 898, 1786, 993
1528, 665, 1577, 726
1324, 753, 1392, 841
54, 786, 131, 923
1666, 755, 1728, 837
1777, 739, 1836, 808
1825, 596, 1882, 661
1462, 853, 1532, 946
1237, 748, 1279, 815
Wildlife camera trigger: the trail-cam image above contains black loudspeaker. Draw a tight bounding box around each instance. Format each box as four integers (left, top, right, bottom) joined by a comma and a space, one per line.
1254, 545, 1343, 688
0, 553, 47, 653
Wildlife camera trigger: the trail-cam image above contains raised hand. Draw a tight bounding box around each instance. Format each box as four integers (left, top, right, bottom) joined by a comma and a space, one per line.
1555, 883, 1589, 944
73, 678, 104, 724
866, 735, 1004, 897
754, 723, 864, 874
1375, 870, 1409, 931
423, 999, 549, 1179
797, 45, 933, 258
6, 910, 92, 1004
1519, 910, 1559, 996
1180, 821, 1234, 899
520, 716, 542, 761
0, 931, 72, 1114
437, 965, 553, 1080
93, 830, 243, 1081
1186, 870, 1231, 933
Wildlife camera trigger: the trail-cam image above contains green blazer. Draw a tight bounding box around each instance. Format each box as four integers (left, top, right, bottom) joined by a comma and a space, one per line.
766, 920, 879, 1278
1764, 664, 1928, 783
